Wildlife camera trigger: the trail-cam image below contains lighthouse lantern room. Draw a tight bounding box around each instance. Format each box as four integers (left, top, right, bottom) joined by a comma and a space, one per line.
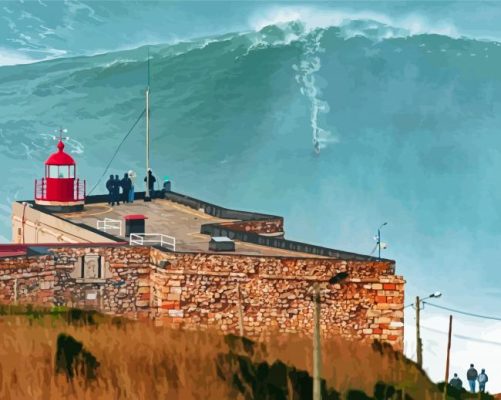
34, 138, 86, 212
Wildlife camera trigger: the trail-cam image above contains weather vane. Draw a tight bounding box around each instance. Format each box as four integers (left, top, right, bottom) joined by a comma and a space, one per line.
52, 127, 70, 142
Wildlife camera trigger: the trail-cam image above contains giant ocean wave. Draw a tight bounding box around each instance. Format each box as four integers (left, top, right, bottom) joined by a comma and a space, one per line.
0, 19, 500, 245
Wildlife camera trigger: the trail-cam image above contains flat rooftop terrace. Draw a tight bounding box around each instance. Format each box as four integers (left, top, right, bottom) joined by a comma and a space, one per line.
24, 191, 390, 262
57, 198, 323, 258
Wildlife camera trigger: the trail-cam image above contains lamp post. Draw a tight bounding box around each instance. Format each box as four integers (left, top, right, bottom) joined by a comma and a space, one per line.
312, 271, 349, 400
415, 291, 442, 368
377, 222, 388, 260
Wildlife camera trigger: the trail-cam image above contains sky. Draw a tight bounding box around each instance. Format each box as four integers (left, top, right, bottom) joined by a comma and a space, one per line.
1, 0, 501, 393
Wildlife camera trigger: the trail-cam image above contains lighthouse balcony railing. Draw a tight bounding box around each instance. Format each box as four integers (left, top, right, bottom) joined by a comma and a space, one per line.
74, 179, 86, 201
129, 233, 176, 251
34, 178, 86, 201
34, 178, 46, 200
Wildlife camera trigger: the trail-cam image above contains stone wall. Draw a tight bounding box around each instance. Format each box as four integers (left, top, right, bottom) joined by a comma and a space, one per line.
52, 246, 151, 320
214, 218, 284, 235
0, 254, 56, 305
0, 245, 404, 350
149, 249, 404, 350
0, 246, 151, 319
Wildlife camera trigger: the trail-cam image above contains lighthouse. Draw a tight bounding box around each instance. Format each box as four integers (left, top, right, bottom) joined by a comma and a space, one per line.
34, 137, 86, 212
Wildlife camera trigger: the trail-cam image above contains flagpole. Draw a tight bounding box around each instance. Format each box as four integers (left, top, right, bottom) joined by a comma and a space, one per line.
145, 47, 151, 202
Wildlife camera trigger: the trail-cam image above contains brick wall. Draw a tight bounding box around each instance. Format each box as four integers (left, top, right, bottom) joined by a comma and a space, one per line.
0, 245, 404, 350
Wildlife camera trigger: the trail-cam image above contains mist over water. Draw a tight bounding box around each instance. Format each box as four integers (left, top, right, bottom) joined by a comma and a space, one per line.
2, 1, 501, 389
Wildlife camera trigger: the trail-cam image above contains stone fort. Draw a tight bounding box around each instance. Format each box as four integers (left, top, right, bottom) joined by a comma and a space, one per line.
2, 188, 405, 350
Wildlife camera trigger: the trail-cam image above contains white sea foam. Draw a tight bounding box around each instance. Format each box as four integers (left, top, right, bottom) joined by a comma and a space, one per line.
0, 48, 34, 66
100, 58, 137, 69
292, 29, 337, 154
64, 0, 103, 23
66, 137, 84, 154
38, 25, 56, 39
249, 7, 459, 39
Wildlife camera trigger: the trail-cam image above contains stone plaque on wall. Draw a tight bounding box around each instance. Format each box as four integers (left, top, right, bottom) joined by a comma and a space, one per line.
84, 255, 101, 279
70, 255, 106, 282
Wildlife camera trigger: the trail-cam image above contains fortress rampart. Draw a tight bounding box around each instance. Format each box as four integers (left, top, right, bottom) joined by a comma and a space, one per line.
0, 245, 404, 350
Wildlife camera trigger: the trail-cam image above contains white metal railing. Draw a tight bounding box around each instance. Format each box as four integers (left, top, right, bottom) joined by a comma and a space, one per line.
129, 233, 176, 251
97, 218, 122, 236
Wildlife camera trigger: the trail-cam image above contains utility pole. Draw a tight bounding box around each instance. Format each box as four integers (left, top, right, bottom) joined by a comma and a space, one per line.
14, 278, 18, 304
310, 272, 349, 400
237, 282, 244, 337
313, 283, 322, 400
443, 315, 453, 400
416, 296, 423, 368
378, 227, 381, 259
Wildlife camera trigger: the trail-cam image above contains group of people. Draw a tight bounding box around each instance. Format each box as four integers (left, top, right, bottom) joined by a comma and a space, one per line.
106, 171, 136, 206
449, 364, 489, 393
105, 169, 158, 206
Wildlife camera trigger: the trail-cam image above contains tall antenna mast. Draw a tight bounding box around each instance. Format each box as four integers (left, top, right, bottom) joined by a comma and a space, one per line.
144, 47, 152, 202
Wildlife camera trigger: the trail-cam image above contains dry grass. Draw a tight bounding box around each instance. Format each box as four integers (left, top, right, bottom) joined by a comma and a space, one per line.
0, 308, 442, 399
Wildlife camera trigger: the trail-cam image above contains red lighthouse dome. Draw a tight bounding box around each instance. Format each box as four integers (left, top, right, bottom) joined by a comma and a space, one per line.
46, 140, 76, 165
34, 138, 86, 212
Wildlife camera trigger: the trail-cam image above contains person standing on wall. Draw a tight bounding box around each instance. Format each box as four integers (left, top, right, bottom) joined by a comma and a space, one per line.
121, 173, 132, 203
128, 170, 136, 203
144, 169, 156, 199
478, 369, 489, 393
467, 364, 478, 393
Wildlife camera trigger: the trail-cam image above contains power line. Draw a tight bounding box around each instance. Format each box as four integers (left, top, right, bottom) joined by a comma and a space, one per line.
88, 109, 146, 195
421, 325, 501, 347
422, 301, 501, 322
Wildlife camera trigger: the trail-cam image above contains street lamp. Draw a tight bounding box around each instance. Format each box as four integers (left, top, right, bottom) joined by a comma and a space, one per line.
415, 291, 442, 368
312, 271, 350, 400
377, 222, 388, 260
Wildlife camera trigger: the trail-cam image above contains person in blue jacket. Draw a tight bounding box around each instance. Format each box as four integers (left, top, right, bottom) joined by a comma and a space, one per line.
478, 369, 489, 393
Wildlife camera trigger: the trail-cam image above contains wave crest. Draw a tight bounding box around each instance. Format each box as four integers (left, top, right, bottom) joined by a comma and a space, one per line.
249, 7, 460, 41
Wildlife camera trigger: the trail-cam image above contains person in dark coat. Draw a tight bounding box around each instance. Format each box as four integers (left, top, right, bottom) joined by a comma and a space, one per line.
449, 373, 463, 390
105, 175, 115, 205
114, 174, 121, 205
144, 169, 156, 198
121, 173, 132, 203
467, 364, 478, 393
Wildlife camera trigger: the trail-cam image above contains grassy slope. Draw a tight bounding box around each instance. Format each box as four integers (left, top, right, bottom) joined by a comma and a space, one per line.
0, 306, 471, 399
